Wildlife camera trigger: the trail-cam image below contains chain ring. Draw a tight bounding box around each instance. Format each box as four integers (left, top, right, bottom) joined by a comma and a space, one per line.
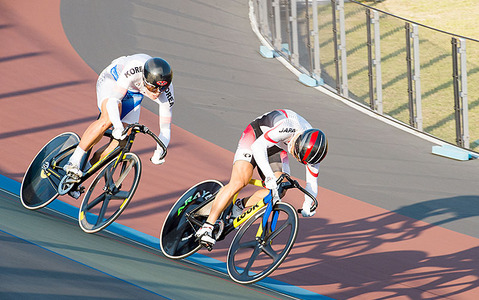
57, 175, 76, 195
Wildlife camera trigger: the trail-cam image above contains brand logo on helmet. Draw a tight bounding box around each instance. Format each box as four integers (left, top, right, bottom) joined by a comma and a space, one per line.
157, 80, 168, 86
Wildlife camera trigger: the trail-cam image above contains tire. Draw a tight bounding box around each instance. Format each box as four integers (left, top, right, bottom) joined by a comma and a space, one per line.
227, 202, 298, 284
20, 132, 80, 210
78, 152, 141, 233
160, 180, 223, 259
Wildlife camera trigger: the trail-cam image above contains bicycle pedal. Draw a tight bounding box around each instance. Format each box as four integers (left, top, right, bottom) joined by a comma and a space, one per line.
68, 190, 81, 199
200, 241, 213, 252
65, 174, 81, 184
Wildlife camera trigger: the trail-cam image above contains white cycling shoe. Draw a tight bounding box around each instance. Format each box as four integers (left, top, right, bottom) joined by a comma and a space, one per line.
63, 162, 83, 182
196, 222, 216, 249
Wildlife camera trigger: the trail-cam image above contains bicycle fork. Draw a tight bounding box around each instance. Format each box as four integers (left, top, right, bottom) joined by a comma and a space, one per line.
256, 191, 279, 244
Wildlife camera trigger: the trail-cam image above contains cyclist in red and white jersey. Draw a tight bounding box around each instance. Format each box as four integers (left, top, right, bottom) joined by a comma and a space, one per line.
196, 109, 328, 248
64, 53, 174, 196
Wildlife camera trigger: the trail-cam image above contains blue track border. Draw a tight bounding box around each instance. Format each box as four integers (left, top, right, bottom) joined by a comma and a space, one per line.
1, 174, 332, 300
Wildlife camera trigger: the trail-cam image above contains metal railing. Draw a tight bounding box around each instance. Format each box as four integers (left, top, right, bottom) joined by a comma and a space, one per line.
251, 0, 479, 151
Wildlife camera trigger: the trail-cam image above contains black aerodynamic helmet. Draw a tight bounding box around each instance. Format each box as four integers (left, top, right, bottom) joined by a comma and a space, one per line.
143, 57, 173, 92
292, 129, 328, 165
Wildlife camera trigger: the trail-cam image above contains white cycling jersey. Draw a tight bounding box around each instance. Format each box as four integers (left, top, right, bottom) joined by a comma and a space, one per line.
234, 109, 321, 201
96, 53, 174, 148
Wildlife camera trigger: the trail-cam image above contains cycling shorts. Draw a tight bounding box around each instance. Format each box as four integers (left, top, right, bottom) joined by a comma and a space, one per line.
96, 64, 143, 124
233, 122, 286, 180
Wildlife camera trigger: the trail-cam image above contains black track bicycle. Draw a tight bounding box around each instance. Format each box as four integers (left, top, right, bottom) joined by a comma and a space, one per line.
160, 173, 317, 284
20, 123, 166, 233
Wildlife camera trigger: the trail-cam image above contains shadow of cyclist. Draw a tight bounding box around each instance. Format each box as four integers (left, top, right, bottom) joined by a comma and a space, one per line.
277, 194, 479, 298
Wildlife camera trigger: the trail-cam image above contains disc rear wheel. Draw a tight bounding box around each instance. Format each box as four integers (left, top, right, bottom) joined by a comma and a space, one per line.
21, 132, 80, 210
160, 180, 223, 259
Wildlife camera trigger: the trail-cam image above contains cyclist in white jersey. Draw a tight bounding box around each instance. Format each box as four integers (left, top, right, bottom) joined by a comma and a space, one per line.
64, 54, 174, 197
196, 109, 328, 248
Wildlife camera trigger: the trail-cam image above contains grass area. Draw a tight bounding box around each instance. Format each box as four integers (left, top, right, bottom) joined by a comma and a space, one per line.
367, 0, 479, 40
315, 1, 479, 149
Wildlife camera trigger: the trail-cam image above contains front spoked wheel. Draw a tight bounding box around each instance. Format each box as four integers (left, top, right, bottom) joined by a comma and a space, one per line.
79, 153, 141, 233
227, 202, 298, 284
160, 180, 223, 259
21, 132, 80, 210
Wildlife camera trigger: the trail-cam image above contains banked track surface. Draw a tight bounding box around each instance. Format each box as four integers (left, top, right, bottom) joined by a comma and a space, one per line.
1, 0, 479, 299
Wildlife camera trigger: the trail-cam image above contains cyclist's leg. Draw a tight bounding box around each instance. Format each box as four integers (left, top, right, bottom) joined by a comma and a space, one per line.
205, 123, 257, 224
243, 150, 287, 207
243, 171, 284, 207
197, 160, 253, 248
78, 99, 116, 152
206, 160, 254, 224
89, 139, 119, 166
90, 99, 139, 164
67, 69, 121, 169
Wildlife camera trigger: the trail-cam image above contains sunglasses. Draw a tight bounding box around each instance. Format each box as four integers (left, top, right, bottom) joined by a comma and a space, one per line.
143, 78, 168, 93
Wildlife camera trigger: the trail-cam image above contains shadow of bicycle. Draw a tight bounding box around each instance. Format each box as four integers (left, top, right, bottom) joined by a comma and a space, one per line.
280, 195, 479, 299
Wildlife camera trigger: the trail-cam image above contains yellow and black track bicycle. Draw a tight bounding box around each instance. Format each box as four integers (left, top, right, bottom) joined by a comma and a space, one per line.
160, 173, 318, 284
20, 123, 166, 233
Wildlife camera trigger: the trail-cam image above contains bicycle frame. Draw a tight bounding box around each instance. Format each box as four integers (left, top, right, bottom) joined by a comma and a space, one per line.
44, 135, 125, 191
186, 173, 317, 243
46, 123, 166, 193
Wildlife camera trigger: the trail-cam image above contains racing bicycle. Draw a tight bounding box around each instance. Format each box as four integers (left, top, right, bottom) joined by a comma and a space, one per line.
20, 123, 166, 233
160, 173, 318, 284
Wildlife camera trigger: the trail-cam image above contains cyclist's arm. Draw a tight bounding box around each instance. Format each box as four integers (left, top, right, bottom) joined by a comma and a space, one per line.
250, 122, 291, 180
106, 61, 143, 130
300, 163, 320, 216
280, 150, 290, 174
154, 84, 175, 149
305, 163, 320, 199
105, 85, 128, 130
251, 136, 276, 179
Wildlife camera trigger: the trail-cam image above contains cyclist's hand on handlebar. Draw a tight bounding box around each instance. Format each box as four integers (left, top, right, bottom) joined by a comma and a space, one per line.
150, 148, 165, 165
112, 127, 127, 140
264, 176, 278, 190
301, 197, 316, 217
264, 176, 280, 204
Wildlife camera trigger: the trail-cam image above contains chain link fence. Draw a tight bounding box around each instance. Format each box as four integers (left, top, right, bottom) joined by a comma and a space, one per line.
251, 0, 479, 151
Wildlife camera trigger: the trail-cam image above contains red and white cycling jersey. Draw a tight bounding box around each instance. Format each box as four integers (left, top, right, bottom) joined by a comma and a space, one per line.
234, 109, 321, 200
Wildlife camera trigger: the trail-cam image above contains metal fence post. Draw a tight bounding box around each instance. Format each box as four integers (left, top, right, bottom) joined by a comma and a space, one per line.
284, 0, 293, 60
366, 9, 375, 110
459, 38, 469, 148
338, 0, 348, 97
405, 23, 416, 128
452, 37, 463, 146
331, 0, 341, 93
258, 0, 271, 39
272, 0, 282, 50
305, 0, 313, 74
412, 24, 423, 131
290, 0, 300, 66
373, 11, 383, 114
311, 0, 322, 80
